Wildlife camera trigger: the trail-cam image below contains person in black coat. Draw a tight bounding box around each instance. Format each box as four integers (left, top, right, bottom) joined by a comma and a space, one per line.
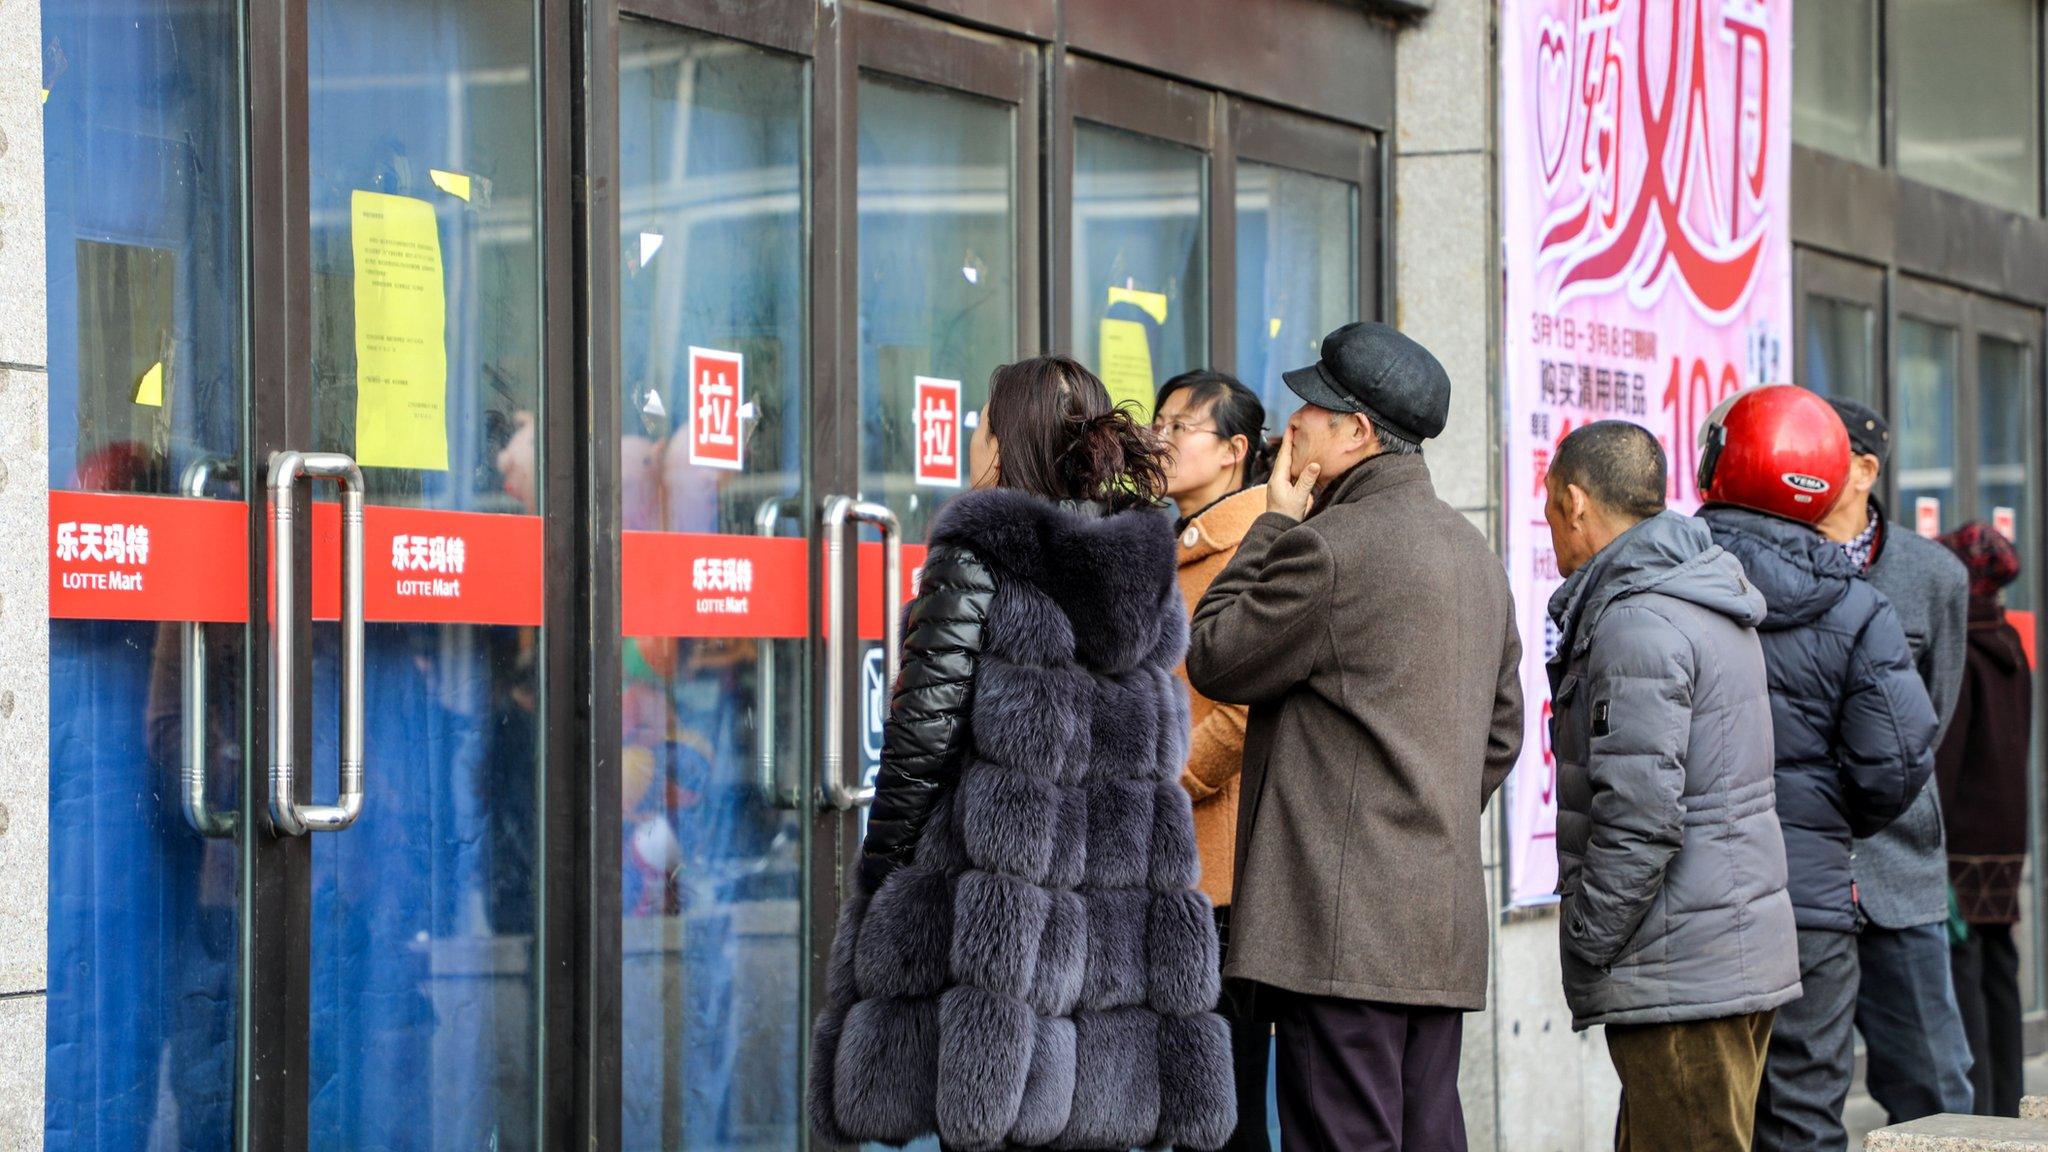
812, 354, 1236, 1152
1937, 522, 2035, 1118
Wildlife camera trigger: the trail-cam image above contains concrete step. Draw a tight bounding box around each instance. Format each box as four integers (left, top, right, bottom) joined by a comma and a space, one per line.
1866, 1114, 2048, 1150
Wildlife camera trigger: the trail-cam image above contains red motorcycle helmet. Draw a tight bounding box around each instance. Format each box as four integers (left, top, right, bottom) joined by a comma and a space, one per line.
1695, 385, 1850, 525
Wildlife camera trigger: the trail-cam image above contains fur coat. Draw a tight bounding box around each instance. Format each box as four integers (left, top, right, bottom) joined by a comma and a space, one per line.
808, 489, 1237, 1151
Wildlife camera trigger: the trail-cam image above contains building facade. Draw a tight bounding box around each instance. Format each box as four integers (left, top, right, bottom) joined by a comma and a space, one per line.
0, 0, 2041, 1149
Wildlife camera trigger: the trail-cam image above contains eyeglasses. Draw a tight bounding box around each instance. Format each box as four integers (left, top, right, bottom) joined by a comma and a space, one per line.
1152, 417, 1222, 441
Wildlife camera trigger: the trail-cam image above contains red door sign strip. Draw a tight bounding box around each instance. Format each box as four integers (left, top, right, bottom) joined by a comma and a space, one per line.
688, 347, 745, 471
915, 376, 963, 488
621, 532, 809, 638
310, 505, 544, 626
619, 534, 925, 639
51, 492, 544, 627
50, 491, 250, 622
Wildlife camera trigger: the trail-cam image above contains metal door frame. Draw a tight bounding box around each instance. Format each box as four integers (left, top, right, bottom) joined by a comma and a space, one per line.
239, 0, 313, 1140
1056, 54, 1217, 361
1225, 97, 1384, 370
1056, 54, 1384, 370
1893, 273, 2048, 1025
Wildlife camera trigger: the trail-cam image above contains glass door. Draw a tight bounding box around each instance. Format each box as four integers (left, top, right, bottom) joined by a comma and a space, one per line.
297, 0, 552, 1146
613, 12, 815, 1148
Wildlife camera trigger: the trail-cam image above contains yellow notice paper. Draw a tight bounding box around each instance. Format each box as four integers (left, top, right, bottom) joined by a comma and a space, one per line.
351, 190, 449, 470
1106, 286, 1169, 325
429, 169, 472, 202
1098, 318, 1156, 420
134, 362, 163, 407
134, 361, 164, 407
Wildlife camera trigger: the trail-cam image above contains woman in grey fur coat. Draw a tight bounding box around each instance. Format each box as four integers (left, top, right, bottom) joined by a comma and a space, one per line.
808, 354, 1237, 1151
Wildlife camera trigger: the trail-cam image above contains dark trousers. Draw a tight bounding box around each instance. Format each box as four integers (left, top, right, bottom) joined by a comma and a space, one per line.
1755, 928, 1858, 1152
1606, 1011, 1774, 1152
1213, 906, 1274, 1152
1952, 922, 2025, 1117
1853, 920, 1975, 1122
1271, 990, 1466, 1152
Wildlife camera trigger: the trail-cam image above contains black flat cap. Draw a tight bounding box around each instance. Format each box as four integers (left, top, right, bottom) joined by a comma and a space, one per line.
1826, 397, 1891, 466
1282, 322, 1452, 443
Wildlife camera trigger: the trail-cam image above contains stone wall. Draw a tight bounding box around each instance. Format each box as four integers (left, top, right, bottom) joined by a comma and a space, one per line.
0, 0, 49, 1142
1392, 1, 1624, 1146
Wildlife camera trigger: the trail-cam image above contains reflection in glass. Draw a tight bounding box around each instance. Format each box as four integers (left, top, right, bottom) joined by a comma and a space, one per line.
42, 0, 245, 1144
1793, 0, 1880, 167
1979, 336, 2035, 613
1898, 0, 2040, 214
1802, 295, 1876, 405
1896, 318, 1960, 534
858, 74, 1016, 542
1073, 123, 1207, 419
618, 22, 809, 1150
1236, 162, 1356, 425
305, 0, 544, 1145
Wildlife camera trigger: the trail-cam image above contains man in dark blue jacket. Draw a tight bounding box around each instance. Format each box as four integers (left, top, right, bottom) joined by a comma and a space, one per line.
1695, 386, 1939, 1152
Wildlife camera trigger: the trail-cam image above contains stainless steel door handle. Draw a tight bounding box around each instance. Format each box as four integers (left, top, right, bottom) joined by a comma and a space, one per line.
267, 450, 366, 836
180, 458, 234, 838
753, 496, 802, 809
821, 495, 901, 811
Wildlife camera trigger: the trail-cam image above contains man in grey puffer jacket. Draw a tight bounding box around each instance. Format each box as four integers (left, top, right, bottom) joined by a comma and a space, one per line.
1821, 398, 1973, 1122
1543, 423, 1800, 1149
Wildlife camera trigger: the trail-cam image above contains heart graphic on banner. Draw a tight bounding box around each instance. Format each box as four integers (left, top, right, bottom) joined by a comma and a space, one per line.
1534, 16, 1574, 190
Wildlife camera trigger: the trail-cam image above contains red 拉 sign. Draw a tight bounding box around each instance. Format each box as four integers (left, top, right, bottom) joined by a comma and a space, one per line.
914, 376, 964, 488
688, 347, 745, 471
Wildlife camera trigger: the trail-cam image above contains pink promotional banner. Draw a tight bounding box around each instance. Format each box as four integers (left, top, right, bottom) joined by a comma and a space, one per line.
1500, 0, 1791, 905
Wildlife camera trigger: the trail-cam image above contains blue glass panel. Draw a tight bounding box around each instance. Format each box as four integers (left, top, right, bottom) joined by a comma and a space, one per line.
304, 0, 544, 1146
42, 0, 244, 1145
617, 21, 809, 1150
856, 74, 1015, 541
1071, 123, 1206, 416
1235, 162, 1355, 427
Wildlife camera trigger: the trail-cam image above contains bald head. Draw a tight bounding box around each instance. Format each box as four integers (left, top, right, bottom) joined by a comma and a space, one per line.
1544, 421, 1668, 576
1552, 421, 1667, 522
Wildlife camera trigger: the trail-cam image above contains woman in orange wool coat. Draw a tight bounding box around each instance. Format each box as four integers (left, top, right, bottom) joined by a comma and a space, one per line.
1154, 369, 1280, 1152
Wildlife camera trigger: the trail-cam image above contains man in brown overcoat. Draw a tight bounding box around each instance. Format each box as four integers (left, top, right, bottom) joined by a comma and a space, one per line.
1187, 322, 1524, 1152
